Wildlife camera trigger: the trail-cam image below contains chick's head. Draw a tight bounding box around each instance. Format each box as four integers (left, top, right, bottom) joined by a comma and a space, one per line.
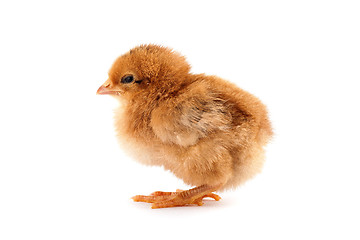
97, 44, 191, 99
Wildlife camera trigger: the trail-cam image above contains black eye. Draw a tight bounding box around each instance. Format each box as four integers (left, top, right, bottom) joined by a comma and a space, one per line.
121, 75, 134, 84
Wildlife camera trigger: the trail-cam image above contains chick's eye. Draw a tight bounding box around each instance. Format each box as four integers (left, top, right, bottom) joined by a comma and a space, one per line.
121, 75, 134, 84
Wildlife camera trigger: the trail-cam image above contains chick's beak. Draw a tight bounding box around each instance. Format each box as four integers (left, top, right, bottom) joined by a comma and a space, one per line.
97, 81, 116, 95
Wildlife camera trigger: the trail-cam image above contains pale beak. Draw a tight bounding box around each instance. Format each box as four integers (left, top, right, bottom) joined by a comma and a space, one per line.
97, 81, 116, 95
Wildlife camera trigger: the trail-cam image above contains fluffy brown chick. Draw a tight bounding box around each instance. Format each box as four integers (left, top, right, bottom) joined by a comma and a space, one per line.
97, 44, 273, 208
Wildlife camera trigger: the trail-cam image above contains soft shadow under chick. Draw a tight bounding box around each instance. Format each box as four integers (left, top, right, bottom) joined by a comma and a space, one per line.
97, 44, 273, 209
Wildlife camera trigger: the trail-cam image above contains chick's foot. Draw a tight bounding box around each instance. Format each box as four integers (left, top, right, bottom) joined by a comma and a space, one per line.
131, 185, 221, 209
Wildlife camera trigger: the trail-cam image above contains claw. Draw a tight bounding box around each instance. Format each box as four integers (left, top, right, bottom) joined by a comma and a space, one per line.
132, 185, 221, 209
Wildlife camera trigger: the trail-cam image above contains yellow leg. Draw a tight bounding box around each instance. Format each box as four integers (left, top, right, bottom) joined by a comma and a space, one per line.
132, 185, 221, 209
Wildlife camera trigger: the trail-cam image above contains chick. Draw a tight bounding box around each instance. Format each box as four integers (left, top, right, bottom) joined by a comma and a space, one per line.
97, 44, 272, 208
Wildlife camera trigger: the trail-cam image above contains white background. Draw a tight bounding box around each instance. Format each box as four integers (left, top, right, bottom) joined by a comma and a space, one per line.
1, 0, 359, 239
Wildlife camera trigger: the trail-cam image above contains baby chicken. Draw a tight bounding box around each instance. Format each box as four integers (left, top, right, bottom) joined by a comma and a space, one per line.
97, 44, 272, 209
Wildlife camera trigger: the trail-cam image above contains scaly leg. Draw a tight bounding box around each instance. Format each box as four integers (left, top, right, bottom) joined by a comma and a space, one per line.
132, 185, 221, 209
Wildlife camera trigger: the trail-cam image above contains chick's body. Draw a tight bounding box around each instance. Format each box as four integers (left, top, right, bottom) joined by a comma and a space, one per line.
98, 45, 272, 208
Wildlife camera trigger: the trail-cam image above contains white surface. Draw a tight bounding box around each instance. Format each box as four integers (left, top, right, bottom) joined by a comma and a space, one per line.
1, 0, 359, 239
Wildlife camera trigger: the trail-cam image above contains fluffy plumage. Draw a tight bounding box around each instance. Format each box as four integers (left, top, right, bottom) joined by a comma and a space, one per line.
97, 44, 272, 208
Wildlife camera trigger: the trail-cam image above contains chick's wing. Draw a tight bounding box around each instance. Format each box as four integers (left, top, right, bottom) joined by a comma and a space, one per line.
150, 82, 232, 147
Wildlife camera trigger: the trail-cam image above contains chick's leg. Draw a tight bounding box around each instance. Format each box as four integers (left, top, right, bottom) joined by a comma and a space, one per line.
132, 185, 221, 209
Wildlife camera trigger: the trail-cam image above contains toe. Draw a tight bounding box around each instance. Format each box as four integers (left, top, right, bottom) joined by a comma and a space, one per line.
132, 195, 154, 203
203, 193, 221, 201
150, 191, 175, 196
